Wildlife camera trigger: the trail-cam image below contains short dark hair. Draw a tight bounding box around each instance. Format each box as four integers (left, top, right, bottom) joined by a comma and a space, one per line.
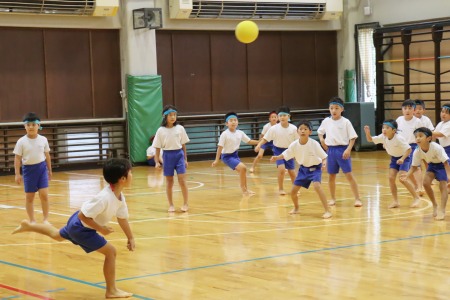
329, 96, 344, 106
103, 158, 132, 184
161, 105, 178, 127
23, 112, 40, 123
402, 99, 416, 108
414, 99, 425, 108
413, 127, 432, 138
297, 120, 312, 131
269, 111, 277, 117
225, 112, 238, 122
277, 106, 290, 114
382, 119, 398, 130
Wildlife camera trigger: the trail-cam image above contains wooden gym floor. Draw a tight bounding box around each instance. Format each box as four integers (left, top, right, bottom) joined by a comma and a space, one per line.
1, 151, 450, 299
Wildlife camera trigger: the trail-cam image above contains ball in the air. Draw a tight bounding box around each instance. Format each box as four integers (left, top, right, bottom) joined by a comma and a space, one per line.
235, 20, 259, 44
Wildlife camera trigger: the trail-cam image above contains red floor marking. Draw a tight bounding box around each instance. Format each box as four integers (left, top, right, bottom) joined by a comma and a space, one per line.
0, 283, 54, 300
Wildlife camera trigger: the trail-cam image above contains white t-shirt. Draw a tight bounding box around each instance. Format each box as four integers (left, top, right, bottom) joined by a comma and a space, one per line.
317, 116, 358, 146
218, 129, 251, 154
434, 121, 450, 148
412, 142, 449, 166
153, 125, 190, 150
418, 115, 434, 130
261, 122, 274, 136
282, 138, 327, 167
371, 133, 411, 158
80, 185, 129, 227
396, 116, 424, 144
13, 134, 50, 165
263, 123, 299, 148
146, 146, 163, 157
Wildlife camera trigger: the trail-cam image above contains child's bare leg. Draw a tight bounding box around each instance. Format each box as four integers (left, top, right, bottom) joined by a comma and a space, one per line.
12, 219, 64, 241
97, 243, 132, 299
313, 182, 332, 218
250, 149, 264, 173
287, 169, 296, 183
165, 176, 175, 212
177, 173, 189, 212
236, 163, 254, 195
25, 192, 36, 223
289, 185, 301, 214
277, 165, 286, 195
38, 187, 50, 223
413, 166, 424, 195
388, 169, 400, 208
423, 173, 438, 216
344, 172, 362, 207
436, 180, 448, 220
327, 173, 337, 206
399, 170, 421, 207
408, 171, 419, 191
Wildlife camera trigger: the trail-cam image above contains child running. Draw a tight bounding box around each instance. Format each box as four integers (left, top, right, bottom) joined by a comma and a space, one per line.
271, 120, 332, 219
317, 97, 362, 207
255, 106, 299, 195
400, 127, 449, 220
13, 112, 52, 224
364, 120, 420, 208
153, 105, 190, 213
12, 158, 135, 299
212, 112, 259, 195
250, 111, 278, 173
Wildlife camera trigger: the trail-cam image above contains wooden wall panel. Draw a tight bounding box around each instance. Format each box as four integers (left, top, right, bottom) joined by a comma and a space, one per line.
91, 30, 122, 118
282, 32, 317, 109
210, 32, 248, 112
45, 29, 92, 119
247, 32, 283, 111
172, 32, 212, 113
156, 33, 174, 106
0, 28, 46, 122
315, 32, 338, 107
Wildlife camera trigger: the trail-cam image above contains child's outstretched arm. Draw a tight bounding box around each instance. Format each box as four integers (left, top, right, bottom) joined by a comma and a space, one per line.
14, 154, 22, 184
212, 146, 223, 167
254, 138, 267, 152
400, 165, 418, 182
270, 154, 284, 162
363, 125, 373, 142
248, 139, 259, 146
117, 217, 135, 251
397, 148, 411, 165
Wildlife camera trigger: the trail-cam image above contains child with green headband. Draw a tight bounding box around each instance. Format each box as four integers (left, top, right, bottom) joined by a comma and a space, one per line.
13, 112, 52, 224
364, 119, 420, 209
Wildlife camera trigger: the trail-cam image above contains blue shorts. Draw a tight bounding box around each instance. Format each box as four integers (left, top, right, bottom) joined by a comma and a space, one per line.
162, 149, 186, 176
408, 143, 417, 160
147, 157, 156, 166
427, 162, 448, 181
389, 155, 411, 172
221, 151, 241, 170
294, 164, 322, 188
444, 145, 450, 163
261, 141, 274, 151
22, 161, 49, 193
272, 146, 295, 170
326, 145, 352, 174
59, 211, 107, 253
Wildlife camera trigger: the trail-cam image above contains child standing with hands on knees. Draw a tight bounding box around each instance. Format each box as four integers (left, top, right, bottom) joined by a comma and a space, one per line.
250, 111, 278, 173
270, 120, 331, 219
153, 105, 190, 213
364, 120, 420, 208
14, 112, 52, 224
212, 112, 259, 195
12, 158, 135, 299
255, 106, 298, 195
400, 128, 449, 220
317, 97, 362, 207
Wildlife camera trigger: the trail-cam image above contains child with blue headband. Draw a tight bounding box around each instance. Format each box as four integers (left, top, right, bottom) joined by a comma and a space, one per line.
254, 106, 299, 195
364, 119, 420, 209
317, 97, 362, 207
13, 112, 52, 224
212, 112, 259, 195
153, 105, 190, 213
400, 127, 449, 220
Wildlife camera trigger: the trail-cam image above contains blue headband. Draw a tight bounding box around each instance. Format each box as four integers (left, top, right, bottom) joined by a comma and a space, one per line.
383, 122, 396, 129
443, 105, 450, 111
330, 102, 344, 108
226, 114, 238, 122
278, 112, 289, 116
24, 120, 42, 130
163, 109, 177, 116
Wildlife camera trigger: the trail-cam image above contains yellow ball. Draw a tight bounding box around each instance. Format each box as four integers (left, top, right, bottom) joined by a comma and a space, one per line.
235, 20, 259, 44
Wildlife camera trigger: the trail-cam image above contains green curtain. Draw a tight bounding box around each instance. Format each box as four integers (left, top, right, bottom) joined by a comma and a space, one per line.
344, 69, 356, 103
127, 75, 163, 163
